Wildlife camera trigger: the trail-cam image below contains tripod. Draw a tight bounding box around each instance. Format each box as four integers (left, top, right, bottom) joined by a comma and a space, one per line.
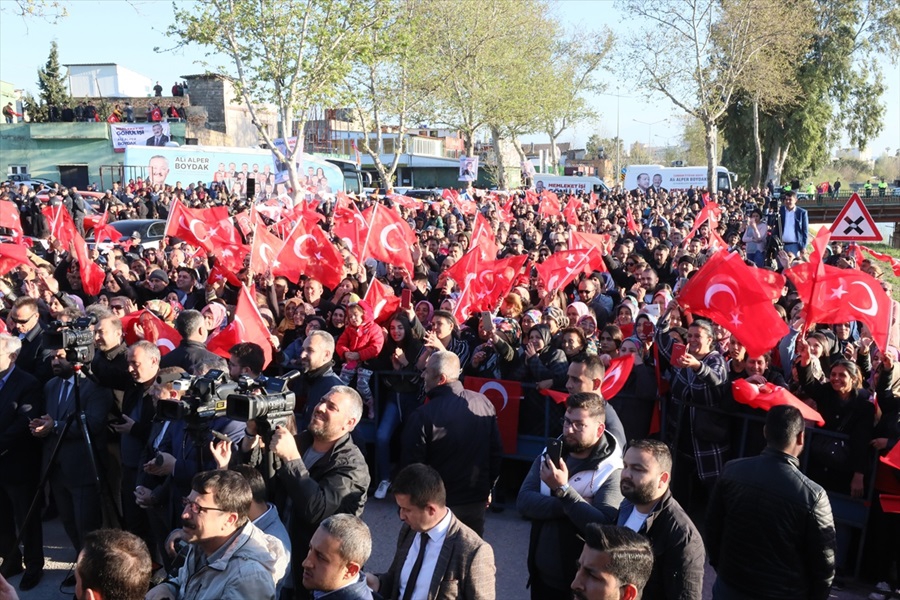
3, 362, 120, 574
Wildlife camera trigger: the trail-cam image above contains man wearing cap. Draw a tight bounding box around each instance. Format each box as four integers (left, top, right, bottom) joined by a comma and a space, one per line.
136, 268, 172, 306
174, 266, 206, 310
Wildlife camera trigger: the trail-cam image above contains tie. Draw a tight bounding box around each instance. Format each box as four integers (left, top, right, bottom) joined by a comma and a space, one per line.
402, 533, 429, 600
57, 380, 71, 421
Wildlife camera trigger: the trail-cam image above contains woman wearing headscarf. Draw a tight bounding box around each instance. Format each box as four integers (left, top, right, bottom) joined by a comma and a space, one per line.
368, 312, 425, 496
414, 300, 434, 329
274, 297, 305, 348
521, 309, 542, 338
465, 317, 524, 380
145, 299, 174, 325
523, 324, 568, 391
200, 301, 227, 335
326, 304, 347, 339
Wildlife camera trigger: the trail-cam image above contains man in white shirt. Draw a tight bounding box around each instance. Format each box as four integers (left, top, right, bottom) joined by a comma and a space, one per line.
367, 464, 496, 600
778, 190, 809, 256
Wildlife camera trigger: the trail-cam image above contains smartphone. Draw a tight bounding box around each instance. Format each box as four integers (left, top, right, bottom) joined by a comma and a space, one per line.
481, 311, 493, 332
545, 438, 563, 468
641, 321, 654, 337
401, 288, 412, 310
671, 342, 687, 364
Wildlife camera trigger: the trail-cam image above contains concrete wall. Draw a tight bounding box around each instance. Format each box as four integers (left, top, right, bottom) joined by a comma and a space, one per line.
0, 121, 186, 186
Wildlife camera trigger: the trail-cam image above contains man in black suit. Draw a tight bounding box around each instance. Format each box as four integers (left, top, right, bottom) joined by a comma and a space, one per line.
367, 464, 496, 600
145, 123, 170, 146
159, 310, 219, 372
0, 334, 45, 591
30, 347, 114, 579
9, 297, 52, 384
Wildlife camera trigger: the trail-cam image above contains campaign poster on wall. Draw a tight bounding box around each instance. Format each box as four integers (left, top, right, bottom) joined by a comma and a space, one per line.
110, 122, 172, 153
459, 156, 479, 182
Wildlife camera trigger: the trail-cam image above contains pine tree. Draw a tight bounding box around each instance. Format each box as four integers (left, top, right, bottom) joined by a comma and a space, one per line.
35, 41, 69, 122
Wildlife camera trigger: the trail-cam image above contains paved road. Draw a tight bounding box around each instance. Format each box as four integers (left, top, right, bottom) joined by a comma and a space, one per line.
5, 494, 876, 599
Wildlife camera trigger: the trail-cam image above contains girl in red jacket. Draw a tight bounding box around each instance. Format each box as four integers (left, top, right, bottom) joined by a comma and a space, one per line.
336, 300, 384, 417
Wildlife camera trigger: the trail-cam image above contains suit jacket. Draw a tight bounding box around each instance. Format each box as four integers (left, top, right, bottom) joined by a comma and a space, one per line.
377, 513, 496, 600
16, 323, 53, 383
0, 366, 43, 480
777, 205, 809, 248
146, 134, 170, 146
42, 374, 114, 487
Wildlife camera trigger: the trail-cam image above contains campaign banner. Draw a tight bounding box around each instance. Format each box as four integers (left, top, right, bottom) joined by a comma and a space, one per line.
110, 122, 171, 153
124, 145, 276, 198
459, 156, 479, 182
272, 138, 345, 197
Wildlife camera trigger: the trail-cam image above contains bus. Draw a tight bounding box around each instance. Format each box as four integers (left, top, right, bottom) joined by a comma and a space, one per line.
624, 164, 733, 193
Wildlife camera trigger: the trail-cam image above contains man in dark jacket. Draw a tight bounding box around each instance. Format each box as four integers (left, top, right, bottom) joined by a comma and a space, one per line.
159, 310, 219, 372
616, 440, 704, 600
402, 350, 503, 537
271, 385, 369, 600
518, 392, 623, 600
9, 297, 53, 384
290, 331, 343, 430
706, 405, 836, 600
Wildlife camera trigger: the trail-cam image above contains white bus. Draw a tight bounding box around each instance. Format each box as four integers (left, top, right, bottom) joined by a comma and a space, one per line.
624, 164, 733, 193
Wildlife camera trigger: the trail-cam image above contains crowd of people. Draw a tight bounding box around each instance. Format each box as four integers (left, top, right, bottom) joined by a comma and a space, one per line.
0, 173, 898, 600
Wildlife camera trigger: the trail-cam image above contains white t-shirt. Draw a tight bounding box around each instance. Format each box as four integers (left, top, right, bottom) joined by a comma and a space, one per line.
782, 208, 798, 243
623, 508, 651, 533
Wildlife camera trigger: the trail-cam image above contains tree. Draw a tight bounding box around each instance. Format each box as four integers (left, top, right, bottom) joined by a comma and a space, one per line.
31, 40, 70, 122
165, 0, 386, 203
722, 0, 900, 184
535, 31, 614, 171
1, 0, 68, 26
620, 0, 802, 194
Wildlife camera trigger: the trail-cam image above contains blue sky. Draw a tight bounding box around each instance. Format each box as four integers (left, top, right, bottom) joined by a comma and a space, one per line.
1, 0, 897, 159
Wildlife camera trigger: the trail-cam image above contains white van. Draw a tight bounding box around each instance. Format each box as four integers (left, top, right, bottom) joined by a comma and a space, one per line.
623, 164, 732, 193
532, 175, 609, 196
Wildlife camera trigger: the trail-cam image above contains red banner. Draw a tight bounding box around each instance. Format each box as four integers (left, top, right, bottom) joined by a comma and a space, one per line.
463, 377, 522, 454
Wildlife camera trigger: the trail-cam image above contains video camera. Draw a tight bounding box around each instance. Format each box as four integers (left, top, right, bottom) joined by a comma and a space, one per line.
44, 314, 97, 364
226, 370, 300, 438
156, 369, 235, 423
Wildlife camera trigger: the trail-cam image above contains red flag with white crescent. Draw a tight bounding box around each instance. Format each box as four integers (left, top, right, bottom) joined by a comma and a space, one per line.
732, 379, 825, 426
120, 310, 183, 356
206, 285, 273, 368
462, 376, 521, 454
363, 277, 401, 327
361, 203, 416, 273
600, 354, 634, 399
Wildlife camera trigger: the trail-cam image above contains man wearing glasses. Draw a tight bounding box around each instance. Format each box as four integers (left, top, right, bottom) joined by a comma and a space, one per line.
517, 392, 624, 600
8, 297, 53, 383
146, 470, 283, 600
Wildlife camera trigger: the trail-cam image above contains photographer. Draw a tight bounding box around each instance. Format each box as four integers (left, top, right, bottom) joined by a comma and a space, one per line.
29, 347, 114, 585
270, 386, 369, 599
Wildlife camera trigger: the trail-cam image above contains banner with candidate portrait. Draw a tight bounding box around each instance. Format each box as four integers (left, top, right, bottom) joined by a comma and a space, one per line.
459, 156, 479, 182
110, 122, 171, 153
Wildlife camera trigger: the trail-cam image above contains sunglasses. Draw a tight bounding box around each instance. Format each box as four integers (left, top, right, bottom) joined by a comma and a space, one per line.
10, 314, 35, 324
110, 305, 126, 311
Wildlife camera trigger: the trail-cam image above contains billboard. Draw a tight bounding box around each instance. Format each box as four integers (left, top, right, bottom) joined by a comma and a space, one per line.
124, 145, 277, 199
272, 138, 345, 197
110, 122, 171, 153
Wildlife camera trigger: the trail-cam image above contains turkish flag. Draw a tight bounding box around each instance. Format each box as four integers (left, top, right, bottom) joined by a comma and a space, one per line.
731, 379, 825, 426
165, 199, 214, 252
361, 203, 416, 273
72, 230, 104, 296
206, 205, 241, 245
601, 354, 634, 399
442, 248, 480, 288
120, 310, 183, 356
0, 243, 31, 273
41, 204, 76, 250
569, 230, 613, 260
208, 261, 241, 287
684, 201, 722, 246
535, 248, 605, 292
233, 210, 253, 238
91, 210, 121, 245
625, 207, 640, 235
525, 190, 539, 205
862, 245, 900, 277
248, 214, 284, 275
881, 442, 900, 471
363, 277, 401, 327
539, 388, 568, 404
538, 191, 562, 219
471, 212, 499, 261
388, 193, 423, 210
786, 239, 892, 353
462, 376, 521, 454
206, 285, 273, 368
333, 193, 367, 260
496, 196, 515, 224
275, 220, 344, 289
0, 200, 23, 238
563, 196, 582, 226
677, 250, 788, 357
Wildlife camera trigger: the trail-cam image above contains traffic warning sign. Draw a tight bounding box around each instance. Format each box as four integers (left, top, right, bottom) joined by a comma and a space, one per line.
828, 193, 883, 242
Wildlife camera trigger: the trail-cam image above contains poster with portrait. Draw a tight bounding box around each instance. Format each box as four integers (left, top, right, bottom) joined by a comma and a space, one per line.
459, 156, 479, 182
110, 122, 171, 153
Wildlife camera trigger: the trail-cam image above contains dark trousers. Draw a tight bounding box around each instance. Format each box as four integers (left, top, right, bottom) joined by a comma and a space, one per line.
50, 471, 103, 553
449, 501, 487, 538
120, 466, 149, 541
0, 480, 44, 573
529, 574, 572, 600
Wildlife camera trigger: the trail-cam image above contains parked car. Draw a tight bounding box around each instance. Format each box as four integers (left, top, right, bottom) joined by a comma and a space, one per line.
87, 219, 166, 251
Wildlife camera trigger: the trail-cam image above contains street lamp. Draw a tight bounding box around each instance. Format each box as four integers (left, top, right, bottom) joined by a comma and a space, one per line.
634, 118, 668, 154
